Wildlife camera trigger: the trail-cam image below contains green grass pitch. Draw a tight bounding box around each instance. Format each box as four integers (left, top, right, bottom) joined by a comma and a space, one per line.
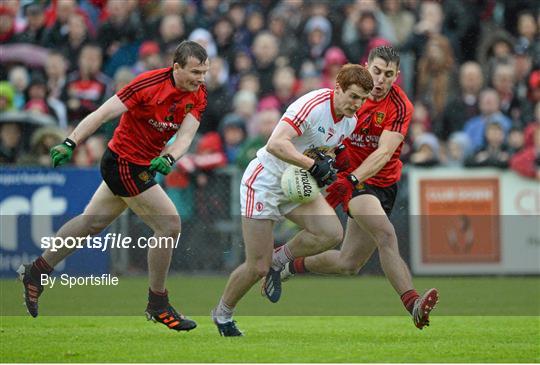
1, 276, 539, 362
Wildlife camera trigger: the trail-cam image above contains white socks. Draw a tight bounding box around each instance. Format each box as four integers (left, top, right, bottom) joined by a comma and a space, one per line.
213, 298, 234, 324
271, 244, 294, 270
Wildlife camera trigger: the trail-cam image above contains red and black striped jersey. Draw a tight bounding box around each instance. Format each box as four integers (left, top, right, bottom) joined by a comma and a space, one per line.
345, 84, 413, 187
109, 67, 207, 165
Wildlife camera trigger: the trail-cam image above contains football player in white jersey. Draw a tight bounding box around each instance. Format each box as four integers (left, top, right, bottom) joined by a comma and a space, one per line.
211, 64, 373, 336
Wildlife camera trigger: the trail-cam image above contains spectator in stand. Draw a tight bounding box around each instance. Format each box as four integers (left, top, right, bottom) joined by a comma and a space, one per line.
23, 73, 63, 126
491, 62, 523, 125
43, 0, 91, 48
97, 0, 144, 61
236, 105, 280, 170
188, 28, 217, 60
0, 6, 17, 43
158, 14, 186, 52
515, 11, 539, 58
442, 132, 473, 167
296, 61, 322, 97
219, 113, 247, 165
381, 0, 415, 47
132, 41, 163, 75
228, 48, 254, 92
343, 11, 380, 65
437, 61, 484, 141
7, 66, 29, 110
302, 15, 332, 67
60, 13, 91, 72
463, 88, 512, 151
251, 31, 279, 96
507, 127, 525, 154
212, 16, 236, 67
13, 3, 48, 46
44, 51, 68, 101
342, 0, 397, 48
465, 121, 510, 169
511, 103, 540, 180
267, 7, 301, 71
18, 126, 64, 166
200, 56, 232, 134
409, 132, 441, 167
477, 29, 515, 82
259, 66, 296, 113
0, 122, 22, 164
62, 43, 113, 125
416, 34, 456, 127
232, 90, 257, 126
0, 81, 15, 112
321, 47, 348, 89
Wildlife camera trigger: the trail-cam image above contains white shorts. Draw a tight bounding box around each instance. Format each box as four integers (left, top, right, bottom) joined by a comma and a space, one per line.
240, 158, 301, 221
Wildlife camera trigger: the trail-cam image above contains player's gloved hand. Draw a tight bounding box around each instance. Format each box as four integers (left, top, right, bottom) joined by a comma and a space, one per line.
50, 138, 76, 167
325, 172, 359, 212
333, 144, 351, 172
308, 152, 336, 188
149, 154, 175, 175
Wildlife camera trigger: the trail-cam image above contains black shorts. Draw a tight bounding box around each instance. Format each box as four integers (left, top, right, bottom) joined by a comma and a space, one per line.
100, 147, 157, 197
350, 182, 398, 216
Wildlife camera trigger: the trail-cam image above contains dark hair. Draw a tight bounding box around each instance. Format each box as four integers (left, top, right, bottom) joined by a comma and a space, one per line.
336, 64, 374, 93
368, 46, 400, 69
173, 40, 208, 67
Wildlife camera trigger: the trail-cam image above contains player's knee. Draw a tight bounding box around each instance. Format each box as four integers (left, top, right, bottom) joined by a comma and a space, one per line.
373, 225, 397, 249
248, 260, 270, 278
155, 216, 181, 238
83, 216, 109, 235
319, 227, 343, 249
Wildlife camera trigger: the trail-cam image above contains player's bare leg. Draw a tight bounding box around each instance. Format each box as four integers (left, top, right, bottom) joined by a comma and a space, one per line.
284, 195, 343, 258
123, 184, 180, 292
348, 195, 413, 294
263, 195, 343, 302
18, 182, 127, 317
123, 184, 196, 331
301, 216, 377, 275
212, 217, 274, 336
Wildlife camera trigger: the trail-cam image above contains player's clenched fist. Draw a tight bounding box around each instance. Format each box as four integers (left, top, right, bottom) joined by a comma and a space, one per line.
308, 152, 336, 187
50, 138, 76, 167
325, 172, 359, 211
149, 154, 176, 175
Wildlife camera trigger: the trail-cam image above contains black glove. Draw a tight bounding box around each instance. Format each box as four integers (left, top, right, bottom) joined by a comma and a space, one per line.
308, 152, 337, 187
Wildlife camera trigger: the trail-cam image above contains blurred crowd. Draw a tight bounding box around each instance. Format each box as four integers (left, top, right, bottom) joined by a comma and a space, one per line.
0, 0, 539, 184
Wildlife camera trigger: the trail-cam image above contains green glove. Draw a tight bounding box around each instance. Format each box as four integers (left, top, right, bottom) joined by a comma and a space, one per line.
149, 154, 175, 175
50, 138, 76, 167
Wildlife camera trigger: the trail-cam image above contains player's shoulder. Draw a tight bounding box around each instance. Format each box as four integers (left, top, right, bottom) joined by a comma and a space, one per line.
388, 84, 413, 112
129, 67, 172, 86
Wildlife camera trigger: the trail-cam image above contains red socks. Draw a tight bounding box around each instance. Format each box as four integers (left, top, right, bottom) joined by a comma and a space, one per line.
401, 289, 419, 314
30, 256, 53, 282
290, 257, 308, 274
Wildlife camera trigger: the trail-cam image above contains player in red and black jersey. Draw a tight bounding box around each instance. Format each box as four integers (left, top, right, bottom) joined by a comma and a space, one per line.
17, 41, 209, 332
280, 47, 439, 330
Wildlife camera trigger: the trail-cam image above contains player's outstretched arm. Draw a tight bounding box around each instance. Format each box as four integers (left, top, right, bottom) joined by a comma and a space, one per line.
69, 95, 128, 145
50, 95, 128, 167
350, 130, 404, 182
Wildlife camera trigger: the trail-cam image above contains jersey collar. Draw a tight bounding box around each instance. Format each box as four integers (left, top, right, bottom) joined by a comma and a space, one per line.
330, 90, 344, 124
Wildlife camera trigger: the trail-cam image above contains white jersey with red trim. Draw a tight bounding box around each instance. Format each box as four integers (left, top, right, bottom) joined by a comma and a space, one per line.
256, 88, 358, 176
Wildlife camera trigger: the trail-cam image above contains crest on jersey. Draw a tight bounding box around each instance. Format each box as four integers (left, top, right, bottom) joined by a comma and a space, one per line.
185, 103, 194, 114
138, 171, 151, 183
375, 112, 385, 125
